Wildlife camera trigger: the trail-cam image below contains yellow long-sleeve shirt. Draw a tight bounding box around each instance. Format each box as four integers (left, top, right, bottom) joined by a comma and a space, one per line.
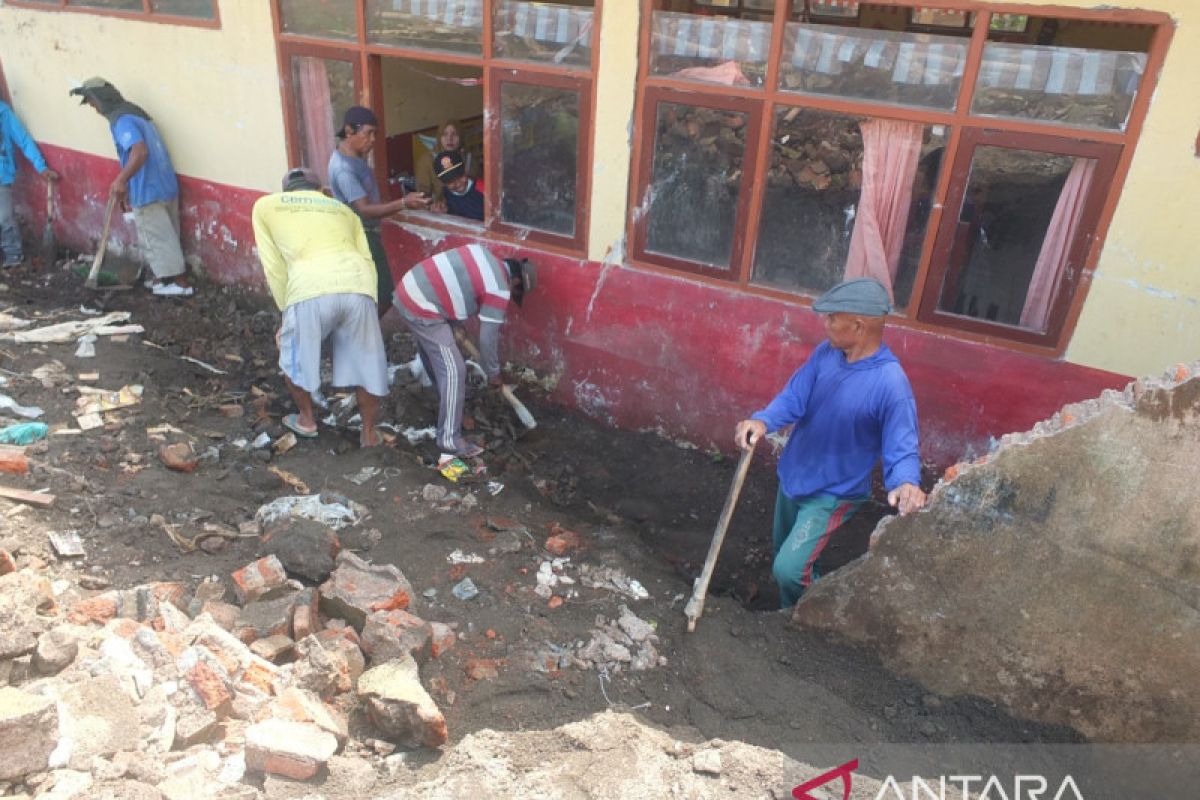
251, 190, 378, 311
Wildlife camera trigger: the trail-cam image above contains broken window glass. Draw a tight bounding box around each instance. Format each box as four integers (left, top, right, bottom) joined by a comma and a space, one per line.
935, 147, 1092, 331
778, 23, 967, 110
151, 0, 215, 18
972, 42, 1147, 131
650, 10, 771, 88
494, 0, 594, 70
644, 102, 749, 270
366, 0, 483, 55
751, 108, 943, 308
499, 83, 579, 237
279, 0, 357, 40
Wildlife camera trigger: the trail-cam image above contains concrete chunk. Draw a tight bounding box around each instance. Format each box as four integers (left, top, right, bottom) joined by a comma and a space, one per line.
357, 656, 446, 749
319, 552, 414, 630
361, 609, 432, 664
262, 518, 340, 583
230, 556, 288, 605
244, 719, 337, 781
0, 687, 58, 780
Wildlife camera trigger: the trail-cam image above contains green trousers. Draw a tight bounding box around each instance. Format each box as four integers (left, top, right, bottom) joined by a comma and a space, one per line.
772, 490, 867, 609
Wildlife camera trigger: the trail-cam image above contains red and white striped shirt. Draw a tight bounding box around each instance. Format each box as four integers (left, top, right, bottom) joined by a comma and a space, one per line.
396, 244, 510, 323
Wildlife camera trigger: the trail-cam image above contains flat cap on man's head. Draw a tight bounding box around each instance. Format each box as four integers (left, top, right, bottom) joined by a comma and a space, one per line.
812, 277, 892, 316
342, 106, 378, 130
281, 167, 321, 192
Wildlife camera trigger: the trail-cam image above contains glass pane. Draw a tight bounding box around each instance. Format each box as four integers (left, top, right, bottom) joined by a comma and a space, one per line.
290, 56, 357, 185
989, 13, 1029, 34
645, 103, 749, 270
66, 0, 142, 10
807, 1, 859, 19
779, 23, 967, 110
366, 0, 483, 55
752, 108, 944, 308
936, 147, 1094, 332
499, 83, 579, 237
494, 1, 593, 70
279, 0, 357, 40
151, 0, 215, 17
973, 43, 1146, 131
910, 9, 971, 29
650, 11, 771, 88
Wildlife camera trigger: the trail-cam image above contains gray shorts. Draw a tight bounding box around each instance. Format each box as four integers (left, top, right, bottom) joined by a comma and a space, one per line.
132, 198, 186, 279
280, 293, 388, 397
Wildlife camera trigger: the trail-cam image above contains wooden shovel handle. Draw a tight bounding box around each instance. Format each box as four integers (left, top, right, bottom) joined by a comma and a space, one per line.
85, 194, 117, 289
685, 443, 756, 632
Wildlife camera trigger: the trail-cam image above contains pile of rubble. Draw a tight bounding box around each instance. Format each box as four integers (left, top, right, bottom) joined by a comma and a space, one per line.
0, 512, 464, 798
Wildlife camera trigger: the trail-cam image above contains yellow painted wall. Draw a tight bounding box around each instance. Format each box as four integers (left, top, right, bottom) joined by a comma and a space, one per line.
586, 0, 640, 263
0, 0, 287, 192
380, 58, 482, 136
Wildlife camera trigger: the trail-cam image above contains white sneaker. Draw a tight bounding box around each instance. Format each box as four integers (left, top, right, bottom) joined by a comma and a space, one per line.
152, 282, 194, 297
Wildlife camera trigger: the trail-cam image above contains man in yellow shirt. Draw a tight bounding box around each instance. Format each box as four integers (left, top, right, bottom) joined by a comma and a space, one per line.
251, 167, 388, 447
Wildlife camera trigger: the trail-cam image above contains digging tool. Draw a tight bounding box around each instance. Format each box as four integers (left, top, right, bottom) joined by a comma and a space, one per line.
40, 180, 56, 268
452, 326, 538, 430
84, 194, 117, 290
685, 442, 756, 633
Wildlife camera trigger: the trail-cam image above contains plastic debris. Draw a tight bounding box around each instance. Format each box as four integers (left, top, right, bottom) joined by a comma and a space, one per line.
0, 421, 49, 445
251, 432, 272, 449
438, 456, 468, 483
273, 432, 298, 453
0, 393, 44, 419
74, 334, 97, 358
401, 426, 437, 445
451, 578, 479, 601
74, 384, 142, 417
345, 466, 381, 485
486, 481, 504, 496
255, 492, 366, 531
447, 549, 485, 565
49, 530, 85, 557
3, 311, 138, 343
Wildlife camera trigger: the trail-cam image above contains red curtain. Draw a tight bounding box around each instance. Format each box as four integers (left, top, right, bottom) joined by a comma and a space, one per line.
843, 118, 924, 301
1019, 158, 1096, 331
295, 57, 335, 186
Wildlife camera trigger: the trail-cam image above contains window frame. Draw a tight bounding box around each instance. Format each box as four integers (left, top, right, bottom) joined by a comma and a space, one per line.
270, 0, 600, 257
628, 0, 1173, 356
7, 0, 220, 29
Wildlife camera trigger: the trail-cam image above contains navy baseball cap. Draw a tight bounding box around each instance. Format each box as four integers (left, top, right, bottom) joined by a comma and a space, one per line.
342, 106, 378, 129
812, 278, 892, 316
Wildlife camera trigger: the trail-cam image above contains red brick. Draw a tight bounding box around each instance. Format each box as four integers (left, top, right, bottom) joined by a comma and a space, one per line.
69, 594, 118, 625
199, 601, 240, 632
292, 588, 320, 641
0, 550, 15, 576
249, 634, 294, 663
239, 660, 279, 697
361, 610, 432, 663
184, 660, 233, 714
544, 525, 582, 556
231, 555, 288, 604
244, 719, 337, 780
464, 658, 501, 681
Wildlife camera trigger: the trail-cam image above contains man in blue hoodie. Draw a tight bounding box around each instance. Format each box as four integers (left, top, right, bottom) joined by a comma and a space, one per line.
734, 277, 926, 609
0, 99, 58, 268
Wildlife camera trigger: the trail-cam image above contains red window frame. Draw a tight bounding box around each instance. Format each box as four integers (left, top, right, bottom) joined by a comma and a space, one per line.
270, 0, 600, 257
628, 0, 1173, 356
7, 0, 220, 29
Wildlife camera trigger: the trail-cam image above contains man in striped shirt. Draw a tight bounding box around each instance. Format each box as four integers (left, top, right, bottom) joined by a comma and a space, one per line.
395, 244, 536, 458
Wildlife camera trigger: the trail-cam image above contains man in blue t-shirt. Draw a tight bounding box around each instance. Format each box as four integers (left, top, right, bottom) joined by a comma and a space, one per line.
0, 99, 59, 268
734, 278, 927, 609
327, 106, 430, 319
70, 78, 192, 297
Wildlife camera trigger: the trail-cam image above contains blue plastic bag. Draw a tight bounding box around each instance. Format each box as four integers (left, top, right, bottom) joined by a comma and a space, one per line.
0, 422, 49, 445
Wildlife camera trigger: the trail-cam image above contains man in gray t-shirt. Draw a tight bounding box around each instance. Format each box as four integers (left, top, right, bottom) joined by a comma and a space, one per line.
327, 106, 429, 318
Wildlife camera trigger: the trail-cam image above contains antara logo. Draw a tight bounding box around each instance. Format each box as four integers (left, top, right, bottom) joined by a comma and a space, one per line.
792, 760, 1087, 800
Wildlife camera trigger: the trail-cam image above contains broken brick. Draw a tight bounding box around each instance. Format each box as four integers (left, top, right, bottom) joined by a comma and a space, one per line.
544, 525, 582, 556
159, 443, 199, 473
233, 591, 298, 644
319, 552, 414, 630
292, 587, 320, 641
68, 593, 118, 626
231, 555, 289, 605
249, 634, 294, 663
199, 601, 240, 632
273, 686, 348, 744
429, 622, 456, 658
464, 658, 502, 681
0, 550, 15, 576
183, 658, 233, 714
357, 657, 447, 749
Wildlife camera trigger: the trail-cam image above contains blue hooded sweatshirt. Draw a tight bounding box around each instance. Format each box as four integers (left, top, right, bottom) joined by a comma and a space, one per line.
0, 101, 48, 186
751, 340, 921, 499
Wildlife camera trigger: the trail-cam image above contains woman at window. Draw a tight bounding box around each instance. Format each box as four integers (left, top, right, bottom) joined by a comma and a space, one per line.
415, 120, 479, 204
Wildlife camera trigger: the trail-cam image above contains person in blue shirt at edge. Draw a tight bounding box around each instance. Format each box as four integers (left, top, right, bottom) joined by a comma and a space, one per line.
734, 277, 927, 610
431, 150, 484, 222
0, 99, 59, 268
70, 78, 194, 297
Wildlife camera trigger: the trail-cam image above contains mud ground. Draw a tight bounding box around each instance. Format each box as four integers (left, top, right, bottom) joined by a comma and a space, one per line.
0, 262, 1081, 795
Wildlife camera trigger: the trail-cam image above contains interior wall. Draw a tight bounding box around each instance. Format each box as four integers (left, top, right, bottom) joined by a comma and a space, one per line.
380, 58, 482, 135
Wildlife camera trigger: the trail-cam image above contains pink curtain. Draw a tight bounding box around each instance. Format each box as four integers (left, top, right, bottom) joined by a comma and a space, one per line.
296, 57, 335, 186
843, 119, 924, 301
1019, 158, 1096, 331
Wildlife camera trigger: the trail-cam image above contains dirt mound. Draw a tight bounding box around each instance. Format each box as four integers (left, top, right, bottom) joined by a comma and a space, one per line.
794, 364, 1200, 743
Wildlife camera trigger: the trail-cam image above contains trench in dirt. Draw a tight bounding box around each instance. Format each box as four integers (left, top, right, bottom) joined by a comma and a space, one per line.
0, 264, 1083, 785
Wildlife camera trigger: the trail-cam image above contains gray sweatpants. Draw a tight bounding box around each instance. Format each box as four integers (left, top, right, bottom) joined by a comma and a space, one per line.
0, 185, 21, 264
402, 315, 465, 454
